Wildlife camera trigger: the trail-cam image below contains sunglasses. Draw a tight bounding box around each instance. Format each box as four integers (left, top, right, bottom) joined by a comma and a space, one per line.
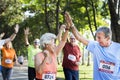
70, 38, 75, 40
34, 42, 40, 45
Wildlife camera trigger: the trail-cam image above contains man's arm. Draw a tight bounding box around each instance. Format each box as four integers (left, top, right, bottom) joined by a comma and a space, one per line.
71, 25, 89, 46
65, 12, 89, 46
24, 27, 30, 46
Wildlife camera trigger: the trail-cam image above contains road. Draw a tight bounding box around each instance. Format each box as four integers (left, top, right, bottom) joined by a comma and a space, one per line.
0, 60, 28, 80
0, 60, 63, 80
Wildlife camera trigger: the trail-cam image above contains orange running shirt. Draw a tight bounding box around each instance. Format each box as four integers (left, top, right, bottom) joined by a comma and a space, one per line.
36, 52, 57, 80
1, 47, 16, 68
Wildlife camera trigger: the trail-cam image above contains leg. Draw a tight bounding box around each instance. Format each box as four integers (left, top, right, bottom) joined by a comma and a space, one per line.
6, 68, 13, 80
1, 66, 13, 80
1, 66, 7, 80
28, 67, 36, 80
63, 68, 72, 80
72, 70, 79, 80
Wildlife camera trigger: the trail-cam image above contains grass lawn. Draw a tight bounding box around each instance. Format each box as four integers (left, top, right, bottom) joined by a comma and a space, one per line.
57, 64, 93, 80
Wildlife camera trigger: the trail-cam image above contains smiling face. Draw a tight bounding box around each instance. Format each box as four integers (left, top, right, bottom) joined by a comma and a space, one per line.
69, 33, 76, 46
33, 39, 40, 48
4, 41, 13, 49
96, 32, 110, 47
45, 39, 56, 53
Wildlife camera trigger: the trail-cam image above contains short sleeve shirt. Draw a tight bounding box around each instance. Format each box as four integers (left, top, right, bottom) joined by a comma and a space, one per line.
86, 41, 120, 80
27, 45, 41, 67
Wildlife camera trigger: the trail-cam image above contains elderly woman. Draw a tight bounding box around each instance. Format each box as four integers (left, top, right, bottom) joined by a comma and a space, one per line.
34, 24, 70, 80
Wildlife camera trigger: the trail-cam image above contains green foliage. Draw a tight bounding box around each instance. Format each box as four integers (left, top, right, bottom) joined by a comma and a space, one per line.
0, 0, 111, 56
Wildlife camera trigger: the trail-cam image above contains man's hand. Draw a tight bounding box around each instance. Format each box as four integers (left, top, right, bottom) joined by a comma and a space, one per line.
24, 27, 30, 35
65, 12, 73, 28
14, 24, 19, 33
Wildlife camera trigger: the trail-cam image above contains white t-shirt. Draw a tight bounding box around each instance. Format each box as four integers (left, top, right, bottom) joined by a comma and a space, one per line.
0, 40, 5, 48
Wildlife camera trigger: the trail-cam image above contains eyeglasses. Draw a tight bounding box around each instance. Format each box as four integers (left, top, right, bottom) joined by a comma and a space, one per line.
34, 42, 40, 45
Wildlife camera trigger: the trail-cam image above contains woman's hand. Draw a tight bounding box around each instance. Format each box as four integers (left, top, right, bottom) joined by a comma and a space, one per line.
43, 50, 49, 57
0, 32, 5, 39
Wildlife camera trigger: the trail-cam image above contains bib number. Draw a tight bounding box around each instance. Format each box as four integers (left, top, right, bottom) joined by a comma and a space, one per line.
5, 59, 12, 64
99, 60, 115, 74
42, 73, 55, 80
68, 54, 76, 61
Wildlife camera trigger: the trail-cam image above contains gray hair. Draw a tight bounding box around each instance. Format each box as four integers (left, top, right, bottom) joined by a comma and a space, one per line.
96, 27, 112, 39
40, 33, 56, 48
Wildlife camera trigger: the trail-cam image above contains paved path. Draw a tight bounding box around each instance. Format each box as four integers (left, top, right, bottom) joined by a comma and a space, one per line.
0, 60, 63, 80
0, 60, 28, 80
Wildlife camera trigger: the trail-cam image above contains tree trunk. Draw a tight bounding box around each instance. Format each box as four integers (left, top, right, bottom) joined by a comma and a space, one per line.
56, 0, 60, 35
82, 45, 85, 65
87, 52, 91, 66
108, 0, 120, 43
45, 0, 51, 32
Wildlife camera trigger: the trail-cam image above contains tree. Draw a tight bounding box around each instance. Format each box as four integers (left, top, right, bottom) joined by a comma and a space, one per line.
108, 0, 120, 43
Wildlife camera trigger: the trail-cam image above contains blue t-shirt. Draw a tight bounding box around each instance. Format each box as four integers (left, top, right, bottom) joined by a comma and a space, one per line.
86, 41, 120, 80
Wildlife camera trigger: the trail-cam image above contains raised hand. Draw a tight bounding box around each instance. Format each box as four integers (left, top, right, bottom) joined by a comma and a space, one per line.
24, 27, 30, 35
0, 32, 5, 39
60, 24, 66, 31
64, 12, 73, 29
14, 24, 19, 33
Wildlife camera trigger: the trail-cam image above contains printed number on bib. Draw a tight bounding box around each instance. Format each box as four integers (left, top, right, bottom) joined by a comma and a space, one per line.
99, 60, 115, 74
68, 54, 76, 61
42, 73, 55, 80
5, 59, 12, 64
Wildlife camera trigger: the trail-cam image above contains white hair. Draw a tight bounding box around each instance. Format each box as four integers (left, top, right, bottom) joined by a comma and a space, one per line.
40, 33, 56, 48
34, 38, 40, 42
69, 32, 75, 38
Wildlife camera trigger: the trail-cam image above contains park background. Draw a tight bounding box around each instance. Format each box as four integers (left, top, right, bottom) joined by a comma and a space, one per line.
0, 0, 120, 80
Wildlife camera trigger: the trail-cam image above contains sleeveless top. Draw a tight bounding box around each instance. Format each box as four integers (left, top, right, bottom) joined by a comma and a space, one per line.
36, 52, 57, 80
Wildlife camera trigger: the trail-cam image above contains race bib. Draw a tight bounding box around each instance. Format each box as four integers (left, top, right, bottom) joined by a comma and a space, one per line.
99, 60, 115, 74
5, 59, 12, 64
68, 54, 76, 61
42, 73, 55, 80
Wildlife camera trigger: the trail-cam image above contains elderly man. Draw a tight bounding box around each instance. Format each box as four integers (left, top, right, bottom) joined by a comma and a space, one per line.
65, 12, 120, 80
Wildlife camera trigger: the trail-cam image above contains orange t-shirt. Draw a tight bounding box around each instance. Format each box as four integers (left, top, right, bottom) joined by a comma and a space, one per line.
1, 47, 16, 68
36, 52, 57, 80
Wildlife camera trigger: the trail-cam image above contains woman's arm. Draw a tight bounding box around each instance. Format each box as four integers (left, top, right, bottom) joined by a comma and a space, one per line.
0, 32, 5, 40
35, 50, 49, 74
4, 24, 19, 44
55, 25, 69, 55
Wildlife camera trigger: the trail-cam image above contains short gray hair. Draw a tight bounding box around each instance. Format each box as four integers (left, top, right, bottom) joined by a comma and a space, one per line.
40, 33, 56, 48
96, 27, 112, 39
